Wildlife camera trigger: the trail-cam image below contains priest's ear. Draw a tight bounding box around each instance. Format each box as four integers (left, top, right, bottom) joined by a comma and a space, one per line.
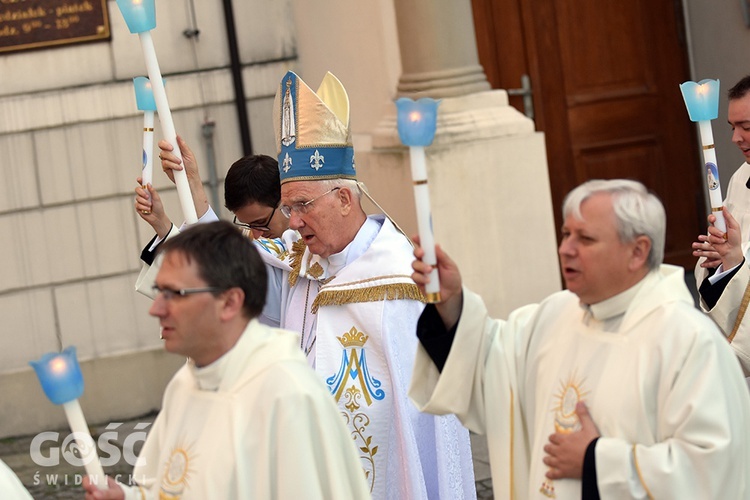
629, 235, 652, 271
218, 287, 246, 321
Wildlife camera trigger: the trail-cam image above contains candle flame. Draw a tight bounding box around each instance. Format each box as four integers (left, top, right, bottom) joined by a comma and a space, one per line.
132, 0, 143, 5
409, 111, 422, 123
698, 84, 707, 95
50, 357, 68, 374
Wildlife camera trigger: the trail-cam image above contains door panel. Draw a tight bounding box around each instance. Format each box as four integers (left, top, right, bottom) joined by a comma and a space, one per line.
472, 0, 704, 268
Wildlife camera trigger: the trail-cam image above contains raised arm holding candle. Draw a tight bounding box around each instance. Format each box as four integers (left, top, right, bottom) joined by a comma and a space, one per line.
115, 0, 197, 224
692, 75, 750, 378
396, 97, 441, 303
679, 79, 725, 233
29, 347, 109, 491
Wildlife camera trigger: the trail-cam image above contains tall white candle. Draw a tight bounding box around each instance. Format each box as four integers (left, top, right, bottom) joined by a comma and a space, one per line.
697, 120, 726, 232
62, 400, 108, 490
141, 110, 155, 187
409, 145, 441, 302
139, 31, 198, 224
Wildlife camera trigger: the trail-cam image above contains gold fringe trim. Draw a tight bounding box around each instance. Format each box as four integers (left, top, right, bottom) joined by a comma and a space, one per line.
311, 283, 426, 313
287, 240, 308, 287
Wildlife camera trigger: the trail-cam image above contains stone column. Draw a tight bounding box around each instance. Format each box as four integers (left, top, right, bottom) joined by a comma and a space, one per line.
362, 0, 562, 317
392, 0, 489, 98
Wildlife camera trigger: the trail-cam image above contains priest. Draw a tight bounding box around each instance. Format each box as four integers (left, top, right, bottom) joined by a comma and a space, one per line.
410, 179, 750, 499
84, 221, 370, 499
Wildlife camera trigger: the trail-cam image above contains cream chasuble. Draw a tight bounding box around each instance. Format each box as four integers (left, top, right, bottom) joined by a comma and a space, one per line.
411, 265, 750, 499
266, 215, 477, 500
0, 460, 31, 499
119, 320, 370, 500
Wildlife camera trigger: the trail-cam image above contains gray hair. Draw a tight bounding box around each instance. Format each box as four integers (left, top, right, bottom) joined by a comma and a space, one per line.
318, 178, 362, 202
563, 179, 665, 270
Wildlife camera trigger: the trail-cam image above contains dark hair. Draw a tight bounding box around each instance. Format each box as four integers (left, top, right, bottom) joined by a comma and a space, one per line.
159, 221, 267, 318
728, 75, 750, 100
224, 155, 281, 211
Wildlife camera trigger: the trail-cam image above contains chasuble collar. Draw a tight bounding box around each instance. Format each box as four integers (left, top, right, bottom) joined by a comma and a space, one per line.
291, 216, 381, 283
190, 358, 229, 391
584, 272, 653, 323
189, 338, 237, 391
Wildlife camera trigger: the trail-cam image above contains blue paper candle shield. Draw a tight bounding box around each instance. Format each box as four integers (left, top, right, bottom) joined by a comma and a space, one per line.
133, 76, 158, 111
30, 346, 84, 405
679, 79, 720, 122
396, 98, 440, 146
116, 0, 157, 34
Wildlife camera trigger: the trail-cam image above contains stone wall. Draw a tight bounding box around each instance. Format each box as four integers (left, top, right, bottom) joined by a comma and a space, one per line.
0, 0, 294, 437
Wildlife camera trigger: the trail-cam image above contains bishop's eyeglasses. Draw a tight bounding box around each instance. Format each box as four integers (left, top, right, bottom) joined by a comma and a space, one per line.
280, 187, 340, 218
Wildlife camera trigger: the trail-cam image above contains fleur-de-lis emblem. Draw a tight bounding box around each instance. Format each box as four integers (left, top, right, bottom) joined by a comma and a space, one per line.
310, 150, 325, 171
282, 152, 293, 173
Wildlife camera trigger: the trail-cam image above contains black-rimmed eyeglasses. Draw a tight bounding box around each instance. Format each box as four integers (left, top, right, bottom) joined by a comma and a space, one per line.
280, 187, 340, 218
152, 285, 226, 301
232, 206, 276, 232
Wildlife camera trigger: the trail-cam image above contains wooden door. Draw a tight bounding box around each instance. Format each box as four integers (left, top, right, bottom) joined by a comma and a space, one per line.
472, 0, 705, 267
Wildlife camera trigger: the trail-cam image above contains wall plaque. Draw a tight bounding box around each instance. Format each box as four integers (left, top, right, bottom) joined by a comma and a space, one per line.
0, 0, 110, 54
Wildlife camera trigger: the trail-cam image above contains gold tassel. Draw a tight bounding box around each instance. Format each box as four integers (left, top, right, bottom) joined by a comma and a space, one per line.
311, 283, 426, 313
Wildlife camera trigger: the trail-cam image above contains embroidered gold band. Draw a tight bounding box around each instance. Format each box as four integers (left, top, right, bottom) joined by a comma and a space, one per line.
703, 144, 715, 150
729, 277, 750, 342
711, 207, 724, 212
143, 127, 154, 132
632, 445, 655, 500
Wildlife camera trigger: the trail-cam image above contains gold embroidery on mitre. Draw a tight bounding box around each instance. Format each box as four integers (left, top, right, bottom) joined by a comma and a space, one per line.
311, 283, 425, 313
337, 326, 369, 347
273, 72, 352, 155
287, 240, 308, 287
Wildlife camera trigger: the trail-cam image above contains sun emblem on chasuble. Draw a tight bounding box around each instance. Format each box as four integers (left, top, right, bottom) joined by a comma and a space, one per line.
540, 370, 590, 498
326, 326, 385, 492
159, 443, 196, 499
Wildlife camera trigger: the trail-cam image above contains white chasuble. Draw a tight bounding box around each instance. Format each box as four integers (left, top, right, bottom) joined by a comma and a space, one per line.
411, 265, 750, 499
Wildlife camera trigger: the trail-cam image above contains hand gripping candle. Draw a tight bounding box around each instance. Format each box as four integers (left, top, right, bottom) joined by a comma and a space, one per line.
116, 0, 198, 223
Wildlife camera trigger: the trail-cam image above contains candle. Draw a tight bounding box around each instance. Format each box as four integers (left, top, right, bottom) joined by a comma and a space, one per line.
133, 76, 158, 188
29, 347, 108, 490
116, 0, 198, 224
679, 79, 725, 232
396, 97, 442, 303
